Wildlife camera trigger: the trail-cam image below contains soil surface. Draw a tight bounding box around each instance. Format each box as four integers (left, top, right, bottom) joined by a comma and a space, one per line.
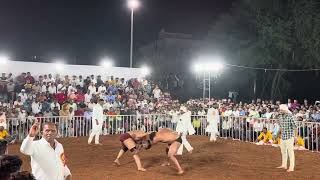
8, 135, 320, 180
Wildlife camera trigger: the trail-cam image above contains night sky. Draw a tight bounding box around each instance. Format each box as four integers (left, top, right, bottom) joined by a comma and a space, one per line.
0, 0, 234, 67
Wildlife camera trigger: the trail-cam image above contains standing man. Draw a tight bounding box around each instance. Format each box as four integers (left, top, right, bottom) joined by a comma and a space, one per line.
176, 106, 195, 155
20, 122, 71, 180
277, 104, 298, 172
206, 104, 220, 142
88, 99, 104, 145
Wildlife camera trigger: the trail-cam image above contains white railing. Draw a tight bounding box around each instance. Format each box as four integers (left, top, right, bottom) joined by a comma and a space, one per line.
4, 115, 320, 152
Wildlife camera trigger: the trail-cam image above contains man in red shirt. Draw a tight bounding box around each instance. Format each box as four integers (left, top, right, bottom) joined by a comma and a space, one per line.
55, 92, 66, 105
75, 90, 85, 104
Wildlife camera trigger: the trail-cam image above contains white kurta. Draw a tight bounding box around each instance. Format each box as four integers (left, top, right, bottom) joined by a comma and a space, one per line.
176, 111, 195, 135
20, 136, 71, 180
176, 111, 195, 155
88, 104, 104, 144
206, 108, 220, 134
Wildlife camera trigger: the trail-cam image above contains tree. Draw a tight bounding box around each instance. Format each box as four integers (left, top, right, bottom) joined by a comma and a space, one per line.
206, 0, 320, 100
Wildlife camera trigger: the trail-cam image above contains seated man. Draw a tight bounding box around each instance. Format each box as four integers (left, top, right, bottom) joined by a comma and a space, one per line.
0, 126, 16, 155
294, 136, 306, 150
255, 127, 273, 145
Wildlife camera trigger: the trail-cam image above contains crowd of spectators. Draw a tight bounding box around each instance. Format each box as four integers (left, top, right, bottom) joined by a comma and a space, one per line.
185, 98, 320, 122
1, 71, 320, 151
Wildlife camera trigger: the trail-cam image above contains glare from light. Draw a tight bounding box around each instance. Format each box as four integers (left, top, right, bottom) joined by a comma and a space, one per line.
0, 55, 9, 65
128, 0, 140, 10
141, 65, 150, 76
54, 61, 65, 71
101, 58, 114, 68
192, 61, 224, 73
192, 55, 225, 73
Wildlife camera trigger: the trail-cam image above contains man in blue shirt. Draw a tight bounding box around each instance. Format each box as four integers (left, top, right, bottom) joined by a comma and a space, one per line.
106, 92, 116, 103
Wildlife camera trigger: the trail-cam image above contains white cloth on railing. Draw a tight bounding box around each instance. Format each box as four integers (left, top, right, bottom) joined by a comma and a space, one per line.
176, 111, 195, 135
206, 108, 219, 134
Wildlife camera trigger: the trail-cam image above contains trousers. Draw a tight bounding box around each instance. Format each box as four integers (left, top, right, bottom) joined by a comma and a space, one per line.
280, 137, 295, 170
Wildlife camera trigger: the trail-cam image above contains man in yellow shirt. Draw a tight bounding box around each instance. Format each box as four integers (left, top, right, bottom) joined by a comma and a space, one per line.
0, 125, 16, 155
294, 136, 306, 150
255, 127, 273, 145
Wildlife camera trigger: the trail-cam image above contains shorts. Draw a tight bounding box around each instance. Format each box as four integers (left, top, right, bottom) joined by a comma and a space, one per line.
119, 133, 132, 143
175, 136, 182, 144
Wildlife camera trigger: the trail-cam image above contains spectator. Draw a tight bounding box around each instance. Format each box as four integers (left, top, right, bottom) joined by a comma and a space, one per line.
0, 155, 23, 179
9, 171, 36, 180
0, 110, 7, 129
17, 90, 27, 104
48, 83, 57, 95
153, 85, 161, 99
255, 127, 273, 145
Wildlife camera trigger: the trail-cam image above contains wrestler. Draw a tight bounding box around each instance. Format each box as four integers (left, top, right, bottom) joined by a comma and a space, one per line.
113, 130, 148, 172
147, 128, 184, 174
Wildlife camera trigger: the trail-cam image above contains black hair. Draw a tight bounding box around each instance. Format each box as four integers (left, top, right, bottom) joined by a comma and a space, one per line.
149, 132, 156, 141
9, 171, 36, 180
0, 155, 23, 178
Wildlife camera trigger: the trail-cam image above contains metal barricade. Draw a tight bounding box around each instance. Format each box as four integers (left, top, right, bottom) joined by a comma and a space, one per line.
3, 114, 320, 152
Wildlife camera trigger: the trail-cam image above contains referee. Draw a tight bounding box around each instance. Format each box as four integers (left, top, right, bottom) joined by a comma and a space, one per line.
277, 104, 298, 172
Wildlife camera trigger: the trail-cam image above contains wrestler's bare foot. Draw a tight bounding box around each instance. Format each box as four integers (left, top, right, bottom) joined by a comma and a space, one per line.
113, 159, 120, 166
276, 166, 287, 169
138, 168, 146, 172
188, 148, 194, 154
177, 170, 184, 175
161, 162, 170, 166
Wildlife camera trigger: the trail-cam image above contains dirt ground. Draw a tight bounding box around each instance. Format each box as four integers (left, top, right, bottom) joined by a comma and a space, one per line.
8, 135, 320, 180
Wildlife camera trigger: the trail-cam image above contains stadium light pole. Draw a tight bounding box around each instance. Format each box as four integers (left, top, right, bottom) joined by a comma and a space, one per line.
128, 0, 140, 68
192, 60, 224, 100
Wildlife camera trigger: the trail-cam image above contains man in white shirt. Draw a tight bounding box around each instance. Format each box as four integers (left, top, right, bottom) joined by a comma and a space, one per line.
51, 99, 61, 111
84, 91, 92, 105
48, 83, 57, 95
98, 84, 107, 94
48, 74, 55, 83
41, 83, 47, 93
88, 99, 104, 145
32, 100, 41, 115
206, 105, 220, 142
76, 75, 84, 88
87, 100, 95, 111
57, 83, 66, 94
18, 89, 28, 104
152, 85, 161, 99
90, 75, 97, 85
69, 100, 77, 114
20, 122, 71, 180
88, 83, 96, 95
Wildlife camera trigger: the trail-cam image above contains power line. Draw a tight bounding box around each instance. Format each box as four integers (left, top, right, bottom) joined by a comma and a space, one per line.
224, 63, 320, 72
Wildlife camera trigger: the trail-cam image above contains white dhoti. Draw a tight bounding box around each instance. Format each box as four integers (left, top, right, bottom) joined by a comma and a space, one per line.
88, 123, 103, 144
206, 108, 220, 142
176, 110, 195, 155
88, 104, 104, 144
177, 132, 193, 155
